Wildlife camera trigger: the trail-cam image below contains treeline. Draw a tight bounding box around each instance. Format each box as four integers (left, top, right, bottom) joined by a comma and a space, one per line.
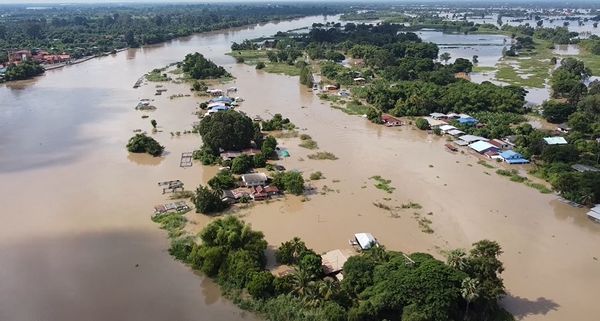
0, 3, 343, 62
160, 215, 511, 321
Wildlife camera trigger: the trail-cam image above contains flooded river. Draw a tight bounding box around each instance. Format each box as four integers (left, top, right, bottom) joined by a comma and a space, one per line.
1, 14, 600, 321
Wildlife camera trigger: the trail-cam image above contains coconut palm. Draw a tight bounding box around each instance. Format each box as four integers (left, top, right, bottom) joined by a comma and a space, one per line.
316, 277, 339, 301
461, 277, 480, 320
290, 266, 315, 297
446, 249, 467, 271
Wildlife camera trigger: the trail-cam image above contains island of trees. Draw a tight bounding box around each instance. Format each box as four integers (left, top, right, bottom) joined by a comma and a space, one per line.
153, 214, 512, 321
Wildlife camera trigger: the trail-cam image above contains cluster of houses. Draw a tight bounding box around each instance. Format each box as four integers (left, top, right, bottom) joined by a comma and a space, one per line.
203, 93, 243, 116
221, 172, 282, 203
424, 112, 581, 165
6, 50, 71, 65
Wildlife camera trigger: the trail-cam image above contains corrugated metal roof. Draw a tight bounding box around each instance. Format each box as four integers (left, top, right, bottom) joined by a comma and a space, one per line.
468, 141, 496, 153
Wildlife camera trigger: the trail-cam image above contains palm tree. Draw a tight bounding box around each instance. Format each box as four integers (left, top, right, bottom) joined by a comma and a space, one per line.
446, 249, 467, 271
461, 277, 480, 320
316, 277, 339, 301
290, 266, 314, 297
440, 52, 451, 65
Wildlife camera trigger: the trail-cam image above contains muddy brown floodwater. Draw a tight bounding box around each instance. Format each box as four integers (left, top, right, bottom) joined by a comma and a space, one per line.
1, 14, 599, 321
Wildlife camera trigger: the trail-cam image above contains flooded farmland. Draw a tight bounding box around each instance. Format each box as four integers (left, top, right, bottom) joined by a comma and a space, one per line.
1, 13, 599, 321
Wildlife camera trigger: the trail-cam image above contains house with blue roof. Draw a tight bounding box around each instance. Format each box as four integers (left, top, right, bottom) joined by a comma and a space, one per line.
499, 150, 529, 164
458, 116, 478, 125
209, 96, 233, 104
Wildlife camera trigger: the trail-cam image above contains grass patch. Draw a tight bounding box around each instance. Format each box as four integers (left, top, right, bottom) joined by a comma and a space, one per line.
496, 169, 553, 193
146, 68, 171, 82
226, 50, 268, 64
307, 151, 338, 160
309, 171, 324, 180
151, 212, 187, 238
271, 130, 299, 139
299, 139, 318, 149
263, 63, 301, 76
477, 160, 495, 169
493, 38, 554, 88
401, 201, 422, 209
169, 190, 195, 200
472, 66, 496, 73
370, 175, 395, 193
373, 202, 392, 210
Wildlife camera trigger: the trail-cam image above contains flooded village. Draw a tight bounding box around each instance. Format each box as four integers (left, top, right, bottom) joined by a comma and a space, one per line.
1, 3, 600, 321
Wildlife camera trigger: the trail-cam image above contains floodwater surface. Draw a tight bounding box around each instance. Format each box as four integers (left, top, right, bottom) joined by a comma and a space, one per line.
1, 13, 600, 321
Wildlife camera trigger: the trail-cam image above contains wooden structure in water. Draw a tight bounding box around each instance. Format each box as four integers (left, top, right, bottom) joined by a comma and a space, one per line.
180, 152, 193, 167
158, 180, 184, 194
133, 77, 144, 89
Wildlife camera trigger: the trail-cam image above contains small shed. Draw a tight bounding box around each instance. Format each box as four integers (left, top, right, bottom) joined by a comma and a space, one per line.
468, 141, 498, 154
543, 136, 568, 145
353, 233, 378, 250
489, 139, 512, 150
241, 173, 268, 187
499, 150, 529, 164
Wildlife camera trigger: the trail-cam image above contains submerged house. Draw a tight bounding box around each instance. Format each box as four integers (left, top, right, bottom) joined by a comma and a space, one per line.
351, 233, 379, 250
241, 173, 268, 187
499, 150, 529, 164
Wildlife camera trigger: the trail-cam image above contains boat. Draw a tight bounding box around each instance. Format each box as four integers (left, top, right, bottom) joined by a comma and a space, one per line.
445, 143, 458, 152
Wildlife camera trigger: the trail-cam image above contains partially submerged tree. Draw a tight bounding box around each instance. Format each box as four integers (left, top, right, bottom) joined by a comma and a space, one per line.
126, 134, 164, 156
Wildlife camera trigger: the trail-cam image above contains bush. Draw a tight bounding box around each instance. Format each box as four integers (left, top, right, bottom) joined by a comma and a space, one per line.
256, 62, 266, 70
247, 271, 275, 299
208, 170, 236, 190
415, 118, 430, 130
193, 146, 219, 165
253, 153, 267, 168
199, 110, 255, 152
126, 134, 164, 156
309, 171, 323, 180
261, 114, 295, 131
181, 52, 230, 79
272, 171, 305, 195
261, 136, 278, 158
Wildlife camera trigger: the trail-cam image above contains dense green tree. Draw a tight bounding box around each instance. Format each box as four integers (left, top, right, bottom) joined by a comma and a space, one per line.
415, 118, 430, 130
193, 185, 228, 214
542, 100, 576, 123
126, 134, 164, 156
182, 52, 230, 79
4, 61, 44, 80
198, 110, 254, 152
276, 237, 309, 265
272, 171, 305, 195
248, 271, 275, 299
231, 154, 253, 174
208, 170, 236, 191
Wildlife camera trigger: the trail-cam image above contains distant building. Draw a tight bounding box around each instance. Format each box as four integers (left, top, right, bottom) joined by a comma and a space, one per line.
429, 112, 447, 120
8, 50, 32, 64
457, 116, 478, 125
489, 138, 513, 150
438, 124, 456, 133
